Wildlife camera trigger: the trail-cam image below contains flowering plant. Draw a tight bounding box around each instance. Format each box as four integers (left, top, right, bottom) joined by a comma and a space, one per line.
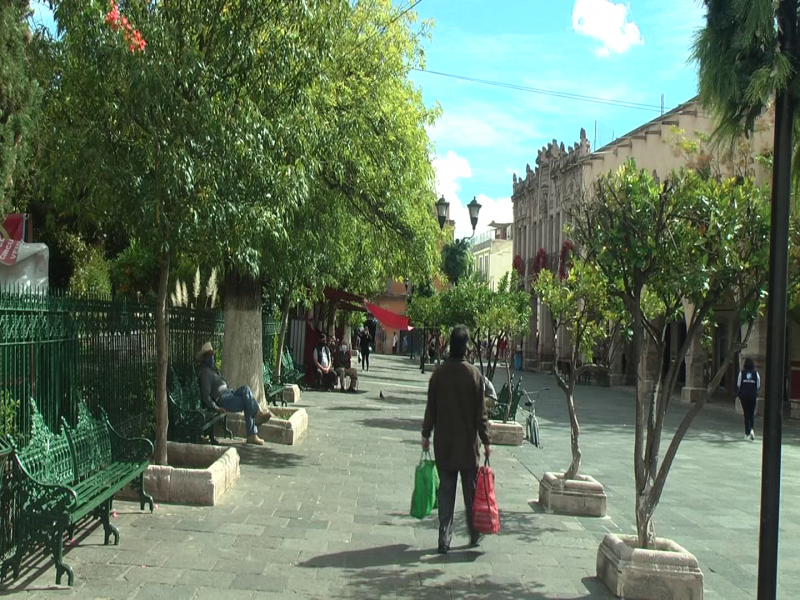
105, 1, 146, 52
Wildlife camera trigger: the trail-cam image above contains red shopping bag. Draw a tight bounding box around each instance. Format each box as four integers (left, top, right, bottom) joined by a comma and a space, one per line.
472, 458, 500, 534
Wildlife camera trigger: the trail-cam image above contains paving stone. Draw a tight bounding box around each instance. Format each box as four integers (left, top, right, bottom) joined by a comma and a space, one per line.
228, 573, 290, 592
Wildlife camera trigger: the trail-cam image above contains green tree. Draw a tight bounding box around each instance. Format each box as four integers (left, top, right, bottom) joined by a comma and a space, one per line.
441, 237, 473, 285
572, 160, 772, 548
533, 259, 626, 479
1, 0, 41, 214
47, 0, 331, 463
475, 271, 531, 422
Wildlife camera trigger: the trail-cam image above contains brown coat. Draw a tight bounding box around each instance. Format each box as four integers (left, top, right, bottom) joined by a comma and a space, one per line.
422, 358, 490, 471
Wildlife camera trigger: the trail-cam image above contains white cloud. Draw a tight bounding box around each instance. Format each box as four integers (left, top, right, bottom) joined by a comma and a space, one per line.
572, 0, 644, 57
432, 152, 513, 238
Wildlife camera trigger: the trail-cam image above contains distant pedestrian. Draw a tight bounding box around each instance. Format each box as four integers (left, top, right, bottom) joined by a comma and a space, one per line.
737, 357, 761, 441
402, 335, 409, 355
392, 333, 398, 355
422, 325, 491, 554
359, 329, 372, 372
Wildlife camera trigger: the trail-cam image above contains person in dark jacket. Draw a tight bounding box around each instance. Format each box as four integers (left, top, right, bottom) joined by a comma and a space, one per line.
359, 329, 372, 372
737, 357, 761, 441
422, 325, 491, 554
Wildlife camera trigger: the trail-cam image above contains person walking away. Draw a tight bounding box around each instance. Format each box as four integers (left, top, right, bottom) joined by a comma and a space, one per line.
737, 357, 761, 441
359, 329, 372, 372
197, 342, 272, 445
422, 325, 491, 554
392, 333, 398, 355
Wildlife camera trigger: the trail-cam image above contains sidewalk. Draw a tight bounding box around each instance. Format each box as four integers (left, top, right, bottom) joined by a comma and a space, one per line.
4, 354, 799, 598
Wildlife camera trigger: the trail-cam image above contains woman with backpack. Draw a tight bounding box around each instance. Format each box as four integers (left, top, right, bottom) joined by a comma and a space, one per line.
737, 357, 761, 441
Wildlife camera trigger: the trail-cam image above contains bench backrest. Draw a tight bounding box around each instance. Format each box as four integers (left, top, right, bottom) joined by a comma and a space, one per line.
16, 400, 75, 486
64, 402, 113, 481
170, 369, 202, 411
263, 362, 275, 386
282, 349, 295, 372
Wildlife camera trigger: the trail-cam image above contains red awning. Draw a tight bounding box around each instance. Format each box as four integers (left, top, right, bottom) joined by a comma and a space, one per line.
324, 288, 365, 304
364, 301, 411, 331
338, 302, 367, 313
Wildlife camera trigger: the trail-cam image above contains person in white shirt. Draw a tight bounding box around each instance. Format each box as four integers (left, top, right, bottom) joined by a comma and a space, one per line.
392, 333, 398, 355
313, 333, 337, 391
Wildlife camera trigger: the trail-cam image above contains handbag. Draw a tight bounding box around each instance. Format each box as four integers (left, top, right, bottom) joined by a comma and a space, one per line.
410, 450, 439, 519
472, 457, 500, 534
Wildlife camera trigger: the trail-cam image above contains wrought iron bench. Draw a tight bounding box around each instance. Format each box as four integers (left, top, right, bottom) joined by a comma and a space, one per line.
279, 349, 306, 386
167, 371, 232, 444
2, 401, 154, 586
487, 376, 523, 421
263, 363, 288, 407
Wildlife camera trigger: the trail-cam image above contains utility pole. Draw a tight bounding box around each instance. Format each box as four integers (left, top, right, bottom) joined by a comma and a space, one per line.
660, 93, 665, 116
758, 0, 796, 597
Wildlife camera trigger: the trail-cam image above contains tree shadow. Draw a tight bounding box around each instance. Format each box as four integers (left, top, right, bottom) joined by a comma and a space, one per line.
325, 405, 384, 412
227, 443, 307, 470
371, 394, 422, 406
360, 417, 422, 432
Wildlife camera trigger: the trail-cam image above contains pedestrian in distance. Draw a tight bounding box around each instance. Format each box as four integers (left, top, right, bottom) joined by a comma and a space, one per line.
392, 332, 398, 355
422, 325, 491, 554
359, 329, 372, 372
737, 357, 761, 441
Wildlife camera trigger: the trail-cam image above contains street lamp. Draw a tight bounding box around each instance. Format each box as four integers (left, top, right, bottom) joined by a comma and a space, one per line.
467, 196, 482, 233
436, 195, 450, 230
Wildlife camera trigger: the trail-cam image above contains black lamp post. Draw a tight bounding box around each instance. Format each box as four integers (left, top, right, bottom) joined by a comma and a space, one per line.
436, 195, 450, 230
467, 196, 482, 234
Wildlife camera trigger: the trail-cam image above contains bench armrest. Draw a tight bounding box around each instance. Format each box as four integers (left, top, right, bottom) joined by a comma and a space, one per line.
14, 455, 78, 511
105, 418, 154, 463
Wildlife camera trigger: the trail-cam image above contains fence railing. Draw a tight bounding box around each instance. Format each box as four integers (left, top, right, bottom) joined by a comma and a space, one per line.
0, 290, 281, 562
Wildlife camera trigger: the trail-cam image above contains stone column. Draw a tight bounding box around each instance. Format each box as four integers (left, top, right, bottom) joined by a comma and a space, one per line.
524, 294, 538, 370
608, 332, 626, 386
538, 305, 554, 372
638, 336, 660, 397
680, 334, 705, 404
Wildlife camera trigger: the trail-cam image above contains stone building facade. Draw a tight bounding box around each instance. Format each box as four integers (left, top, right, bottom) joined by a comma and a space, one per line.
511, 98, 796, 413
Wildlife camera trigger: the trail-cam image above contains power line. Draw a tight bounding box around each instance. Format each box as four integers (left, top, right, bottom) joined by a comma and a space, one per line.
412, 68, 684, 114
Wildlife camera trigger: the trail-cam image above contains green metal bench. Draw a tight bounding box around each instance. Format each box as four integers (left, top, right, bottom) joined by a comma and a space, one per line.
488, 375, 523, 421
167, 371, 232, 444
2, 401, 154, 586
279, 349, 306, 386
263, 363, 288, 407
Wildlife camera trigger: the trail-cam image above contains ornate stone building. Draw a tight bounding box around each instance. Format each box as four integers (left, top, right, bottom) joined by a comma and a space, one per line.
511, 98, 793, 412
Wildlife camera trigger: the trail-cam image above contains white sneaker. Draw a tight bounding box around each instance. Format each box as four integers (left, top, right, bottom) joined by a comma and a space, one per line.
745, 435, 751, 441
749, 431, 756, 441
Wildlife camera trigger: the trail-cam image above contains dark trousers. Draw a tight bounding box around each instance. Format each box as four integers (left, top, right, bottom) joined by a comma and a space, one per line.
437, 467, 478, 548
741, 396, 757, 435
361, 350, 370, 371
315, 369, 337, 390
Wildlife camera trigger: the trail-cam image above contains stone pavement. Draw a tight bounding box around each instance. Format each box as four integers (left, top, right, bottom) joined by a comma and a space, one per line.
4, 354, 800, 598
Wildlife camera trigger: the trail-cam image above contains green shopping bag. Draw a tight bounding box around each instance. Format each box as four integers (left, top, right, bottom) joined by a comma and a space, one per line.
410, 450, 439, 519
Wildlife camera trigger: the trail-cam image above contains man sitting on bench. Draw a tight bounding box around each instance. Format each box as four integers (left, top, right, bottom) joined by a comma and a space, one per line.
334, 340, 358, 392
313, 333, 338, 391
198, 342, 272, 446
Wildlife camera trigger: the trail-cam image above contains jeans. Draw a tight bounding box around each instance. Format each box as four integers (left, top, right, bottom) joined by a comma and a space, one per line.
741, 396, 757, 435
218, 386, 259, 437
437, 467, 478, 549
361, 350, 370, 371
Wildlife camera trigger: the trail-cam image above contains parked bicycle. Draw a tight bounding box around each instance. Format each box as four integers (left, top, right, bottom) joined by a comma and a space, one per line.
518, 387, 548, 447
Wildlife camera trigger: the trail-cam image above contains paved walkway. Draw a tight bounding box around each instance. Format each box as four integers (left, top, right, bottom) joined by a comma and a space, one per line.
5, 354, 800, 598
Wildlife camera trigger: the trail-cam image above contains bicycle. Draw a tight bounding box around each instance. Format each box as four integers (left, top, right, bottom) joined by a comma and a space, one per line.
518, 387, 548, 447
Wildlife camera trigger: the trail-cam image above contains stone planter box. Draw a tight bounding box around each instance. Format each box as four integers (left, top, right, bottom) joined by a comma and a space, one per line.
538, 471, 607, 517
596, 533, 704, 600
225, 407, 308, 445
283, 384, 301, 404
118, 442, 239, 506
488, 420, 523, 446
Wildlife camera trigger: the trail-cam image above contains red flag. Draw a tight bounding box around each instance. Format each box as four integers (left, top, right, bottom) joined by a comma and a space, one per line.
0, 214, 25, 241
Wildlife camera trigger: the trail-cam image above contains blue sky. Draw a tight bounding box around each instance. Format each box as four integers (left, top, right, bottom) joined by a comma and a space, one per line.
31, 1, 706, 237
412, 0, 706, 235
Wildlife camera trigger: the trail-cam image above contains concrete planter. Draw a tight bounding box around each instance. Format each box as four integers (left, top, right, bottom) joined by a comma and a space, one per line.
538, 472, 607, 517
488, 420, 523, 446
225, 407, 308, 445
118, 442, 240, 506
596, 534, 704, 600
283, 384, 301, 404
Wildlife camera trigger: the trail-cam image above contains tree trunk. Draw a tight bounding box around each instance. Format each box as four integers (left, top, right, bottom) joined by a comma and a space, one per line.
221, 271, 266, 408
275, 288, 293, 380
327, 299, 336, 339
502, 355, 513, 423
154, 250, 170, 466
563, 383, 582, 480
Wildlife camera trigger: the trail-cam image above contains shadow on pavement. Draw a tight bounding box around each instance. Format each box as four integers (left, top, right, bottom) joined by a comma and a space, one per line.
360, 417, 421, 432
231, 444, 306, 470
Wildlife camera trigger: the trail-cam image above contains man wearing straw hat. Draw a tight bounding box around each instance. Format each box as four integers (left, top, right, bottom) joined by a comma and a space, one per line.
197, 342, 273, 445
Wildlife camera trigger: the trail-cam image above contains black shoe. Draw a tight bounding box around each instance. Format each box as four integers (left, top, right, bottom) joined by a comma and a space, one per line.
469, 535, 484, 548
437, 544, 449, 554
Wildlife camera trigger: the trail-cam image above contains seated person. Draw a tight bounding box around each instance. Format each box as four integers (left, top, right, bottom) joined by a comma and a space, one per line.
197, 342, 272, 446
313, 333, 337, 391
333, 341, 358, 392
